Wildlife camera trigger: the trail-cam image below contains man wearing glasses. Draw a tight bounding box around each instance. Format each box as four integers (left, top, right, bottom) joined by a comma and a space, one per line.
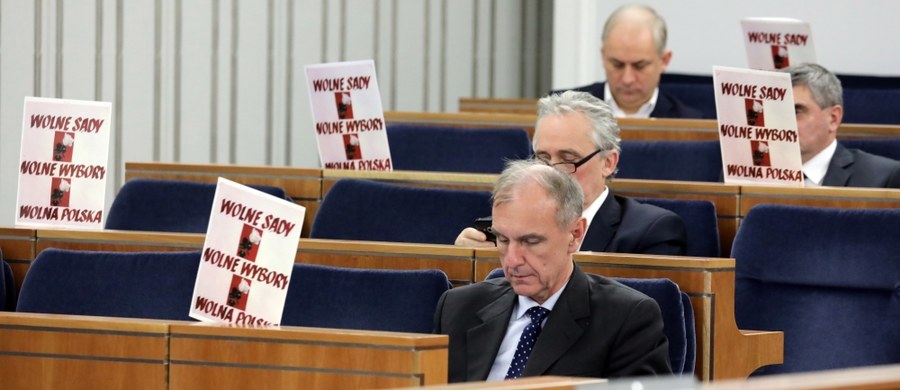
456, 90, 687, 256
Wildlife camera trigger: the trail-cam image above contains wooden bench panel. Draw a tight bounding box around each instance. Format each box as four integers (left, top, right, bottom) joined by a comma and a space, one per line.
0, 312, 171, 390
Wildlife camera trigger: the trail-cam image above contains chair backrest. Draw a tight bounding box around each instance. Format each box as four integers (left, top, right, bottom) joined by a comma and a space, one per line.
732, 204, 900, 375
839, 139, 900, 161
310, 179, 492, 245
387, 124, 532, 173
635, 197, 721, 257
105, 178, 290, 233
17, 248, 200, 321
617, 140, 723, 182
485, 268, 692, 374
282, 263, 450, 333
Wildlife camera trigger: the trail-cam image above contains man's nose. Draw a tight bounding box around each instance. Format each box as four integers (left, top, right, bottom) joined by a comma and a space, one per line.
621, 65, 637, 84
504, 242, 526, 267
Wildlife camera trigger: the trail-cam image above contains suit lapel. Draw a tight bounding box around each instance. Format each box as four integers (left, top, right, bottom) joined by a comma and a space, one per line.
822, 143, 853, 186
521, 265, 591, 376
466, 288, 517, 381
582, 194, 621, 252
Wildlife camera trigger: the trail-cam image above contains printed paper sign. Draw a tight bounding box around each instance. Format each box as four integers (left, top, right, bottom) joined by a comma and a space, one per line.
190, 178, 306, 326
713, 66, 803, 186
305, 60, 392, 171
741, 17, 816, 71
16, 97, 112, 229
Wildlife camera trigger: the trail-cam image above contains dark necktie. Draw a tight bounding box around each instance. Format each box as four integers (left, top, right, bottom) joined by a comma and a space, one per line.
504, 306, 551, 379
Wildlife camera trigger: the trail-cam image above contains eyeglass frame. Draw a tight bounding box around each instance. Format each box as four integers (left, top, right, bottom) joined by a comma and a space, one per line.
531, 147, 607, 174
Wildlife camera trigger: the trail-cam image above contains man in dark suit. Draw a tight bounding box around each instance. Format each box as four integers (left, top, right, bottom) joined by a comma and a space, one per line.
456, 91, 687, 256
554, 5, 703, 119
786, 63, 900, 188
435, 159, 671, 382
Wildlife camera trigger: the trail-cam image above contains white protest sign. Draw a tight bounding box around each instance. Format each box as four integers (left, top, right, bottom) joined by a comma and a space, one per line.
742, 17, 816, 71
190, 178, 305, 326
16, 97, 112, 229
305, 60, 392, 171
713, 66, 803, 186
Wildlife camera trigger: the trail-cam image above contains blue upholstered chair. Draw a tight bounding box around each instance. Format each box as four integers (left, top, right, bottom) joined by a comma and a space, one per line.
16, 248, 200, 320
839, 139, 900, 161
733, 204, 900, 375
636, 197, 721, 258
387, 124, 532, 174
485, 268, 694, 374
105, 178, 290, 233
310, 179, 492, 245
282, 263, 450, 333
617, 141, 723, 182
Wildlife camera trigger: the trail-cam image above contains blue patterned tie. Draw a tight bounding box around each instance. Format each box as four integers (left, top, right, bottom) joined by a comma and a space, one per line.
504, 306, 551, 379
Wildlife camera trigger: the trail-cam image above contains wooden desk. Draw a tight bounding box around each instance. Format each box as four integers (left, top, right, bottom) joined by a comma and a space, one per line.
0, 312, 172, 390
474, 250, 783, 382
298, 238, 476, 287
124, 162, 322, 238
740, 185, 900, 217
0, 312, 449, 389
702, 363, 900, 390
385, 111, 537, 138
0, 228, 37, 295
400, 376, 606, 389
169, 322, 448, 389
457, 98, 900, 140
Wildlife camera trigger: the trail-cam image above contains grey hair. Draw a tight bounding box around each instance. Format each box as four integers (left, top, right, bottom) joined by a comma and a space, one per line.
602, 4, 668, 55
492, 160, 584, 229
784, 63, 843, 108
535, 90, 622, 155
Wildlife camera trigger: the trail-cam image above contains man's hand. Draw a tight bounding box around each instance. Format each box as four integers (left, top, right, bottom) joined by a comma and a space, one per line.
454, 227, 498, 247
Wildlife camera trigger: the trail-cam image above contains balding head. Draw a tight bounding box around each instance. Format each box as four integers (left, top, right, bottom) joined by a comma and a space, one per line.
602, 4, 667, 55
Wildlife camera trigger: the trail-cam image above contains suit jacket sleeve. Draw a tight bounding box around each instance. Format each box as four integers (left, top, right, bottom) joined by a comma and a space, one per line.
604, 296, 672, 377
635, 210, 688, 256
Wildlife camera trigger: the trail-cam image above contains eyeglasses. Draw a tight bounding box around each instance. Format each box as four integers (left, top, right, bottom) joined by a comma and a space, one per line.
532, 148, 606, 174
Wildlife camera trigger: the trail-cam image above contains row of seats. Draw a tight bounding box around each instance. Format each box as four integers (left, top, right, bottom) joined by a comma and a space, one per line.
616, 138, 900, 183
660, 72, 900, 124
13, 246, 695, 375
16, 248, 450, 334
390, 124, 900, 181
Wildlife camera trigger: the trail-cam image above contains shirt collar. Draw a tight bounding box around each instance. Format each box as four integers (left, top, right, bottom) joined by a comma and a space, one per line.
580, 186, 609, 246
604, 83, 658, 118
513, 275, 570, 320
802, 140, 838, 186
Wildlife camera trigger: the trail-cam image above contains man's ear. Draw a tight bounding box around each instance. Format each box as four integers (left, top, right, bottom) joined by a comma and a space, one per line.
601, 150, 620, 178
568, 216, 587, 253
827, 104, 844, 134
660, 50, 673, 70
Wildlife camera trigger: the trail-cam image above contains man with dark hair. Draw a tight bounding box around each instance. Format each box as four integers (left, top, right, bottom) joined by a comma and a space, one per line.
435, 159, 671, 382
786, 63, 900, 188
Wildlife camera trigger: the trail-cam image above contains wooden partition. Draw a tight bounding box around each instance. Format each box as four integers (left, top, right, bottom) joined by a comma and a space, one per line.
0, 312, 448, 389
0, 227, 37, 295
702, 364, 900, 390
457, 98, 900, 140
474, 250, 783, 382
740, 185, 900, 216
385, 111, 538, 138
168, 322, 448, 389
0, 312, 173, 390
123, 162, 322, 238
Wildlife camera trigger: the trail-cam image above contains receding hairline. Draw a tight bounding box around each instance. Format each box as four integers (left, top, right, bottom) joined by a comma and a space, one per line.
602, 4, 666, 54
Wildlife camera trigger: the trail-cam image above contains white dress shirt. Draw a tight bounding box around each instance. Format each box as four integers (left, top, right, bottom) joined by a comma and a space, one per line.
802, 140, 838, 186
604, 84, 659, 118
486, 279, 569, 381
